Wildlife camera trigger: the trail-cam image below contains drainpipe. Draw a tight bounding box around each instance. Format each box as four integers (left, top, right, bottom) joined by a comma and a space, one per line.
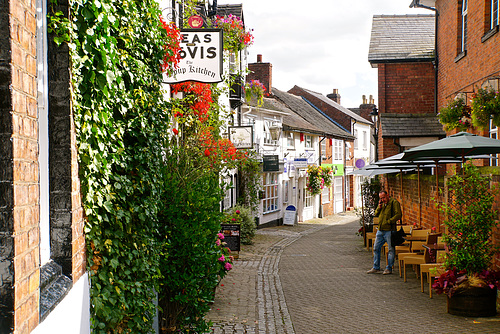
411, 0, 439, 114
318, 136, 326, 218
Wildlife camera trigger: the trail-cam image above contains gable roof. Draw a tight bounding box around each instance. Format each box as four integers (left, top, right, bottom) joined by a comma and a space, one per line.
291, 86, 372, 125
272, 88, 355, 141
380, 113, 445, 138
368, 14, 435, 67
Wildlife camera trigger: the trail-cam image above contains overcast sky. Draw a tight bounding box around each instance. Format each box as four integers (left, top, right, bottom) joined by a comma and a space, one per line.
226, 0, 431, 108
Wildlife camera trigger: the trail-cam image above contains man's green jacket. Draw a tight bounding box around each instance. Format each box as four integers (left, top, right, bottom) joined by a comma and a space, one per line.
374, 198, 402, 231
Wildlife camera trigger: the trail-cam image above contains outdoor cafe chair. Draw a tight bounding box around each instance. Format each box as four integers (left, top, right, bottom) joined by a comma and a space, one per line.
366, 217, 379, 251
420, 250, 447, 298
396, 229, 432, 276
402, 233, 442, 282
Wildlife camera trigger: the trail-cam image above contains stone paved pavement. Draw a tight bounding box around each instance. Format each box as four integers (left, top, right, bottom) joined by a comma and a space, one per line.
206, 212, 500, 333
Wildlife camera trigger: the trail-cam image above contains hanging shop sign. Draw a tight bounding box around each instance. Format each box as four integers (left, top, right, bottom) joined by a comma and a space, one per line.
163, 29, 223, 84
228, 126, 253, 149
293, 158, 308, 168
263, 155, 279, 172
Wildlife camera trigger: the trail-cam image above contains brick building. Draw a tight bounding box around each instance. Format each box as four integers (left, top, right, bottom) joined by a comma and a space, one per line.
0, 0, 89, 333
368, 14, 445, 161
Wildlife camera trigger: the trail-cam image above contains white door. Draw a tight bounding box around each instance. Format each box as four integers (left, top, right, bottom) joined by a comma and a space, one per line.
303, 184, 314, 221
334, 176, 344, 213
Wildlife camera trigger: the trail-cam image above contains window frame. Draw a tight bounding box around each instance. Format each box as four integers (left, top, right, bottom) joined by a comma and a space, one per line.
461, 0, 468, 53
286, 132, 295, 148
305, 135, 313, 149
262, 173, 279, 214
492, 0, 499, 30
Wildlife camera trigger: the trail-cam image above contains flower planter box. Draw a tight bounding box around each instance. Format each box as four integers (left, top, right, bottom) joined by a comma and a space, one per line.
447, 287, 497, 317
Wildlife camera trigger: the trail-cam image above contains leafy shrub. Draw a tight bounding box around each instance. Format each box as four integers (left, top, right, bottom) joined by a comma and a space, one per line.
224, 205, 256, 245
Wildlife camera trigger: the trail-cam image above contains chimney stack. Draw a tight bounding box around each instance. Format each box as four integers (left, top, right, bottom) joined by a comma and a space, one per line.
247, 54, 272, 96
327, 89, 341, 104
359, 94, 377, 122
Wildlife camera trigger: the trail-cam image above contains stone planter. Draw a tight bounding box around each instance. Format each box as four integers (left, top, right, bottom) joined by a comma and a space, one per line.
447, 287, 497, 317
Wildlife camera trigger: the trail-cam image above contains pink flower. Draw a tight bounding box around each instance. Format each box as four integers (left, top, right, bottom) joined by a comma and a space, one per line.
231, 218, 236, 222
235, 210, 240, 214
229, 256, 234, 261
224, 262, 232, 270
431, 226, 436, 232
218, 255, 225, 262
217, 232, 225, 240
215, 239, 221, 246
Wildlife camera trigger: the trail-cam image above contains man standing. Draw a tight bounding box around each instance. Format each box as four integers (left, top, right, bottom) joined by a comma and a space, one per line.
366, 190, 402, 275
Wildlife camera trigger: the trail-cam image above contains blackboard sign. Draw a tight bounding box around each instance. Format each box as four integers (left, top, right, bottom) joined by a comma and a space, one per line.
263, 155, 279, 172
220, 224, 241, 252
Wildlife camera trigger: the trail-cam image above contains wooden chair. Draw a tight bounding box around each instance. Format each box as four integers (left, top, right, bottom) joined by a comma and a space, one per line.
402, 233, 442, 282
366, 217, 379, 251
420, 250, 447, 298
397, 229, 432, 276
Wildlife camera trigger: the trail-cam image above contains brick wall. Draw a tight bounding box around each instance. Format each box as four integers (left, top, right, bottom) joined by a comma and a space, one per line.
377, 62, 435, 115
247, 55, 272, 96
436, 0, 500, 106
387, 172, 500, 270
8, 0, 41, 331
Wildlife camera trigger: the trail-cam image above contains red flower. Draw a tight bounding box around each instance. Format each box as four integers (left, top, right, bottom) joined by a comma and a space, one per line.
172, 128, 179, 135
204, 149, 211, 157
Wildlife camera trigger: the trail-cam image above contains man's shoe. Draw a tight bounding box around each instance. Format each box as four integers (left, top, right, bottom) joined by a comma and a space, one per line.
366, 268, 380, 274
383, 269, 392, 275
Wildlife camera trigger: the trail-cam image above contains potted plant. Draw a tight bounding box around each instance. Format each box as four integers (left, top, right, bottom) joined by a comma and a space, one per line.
471, 87, 500, 129
432, 163, 500, 317
438, 96, 472, 132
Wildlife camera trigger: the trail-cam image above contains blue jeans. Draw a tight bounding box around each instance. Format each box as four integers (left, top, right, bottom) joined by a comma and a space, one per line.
373, 230, 395, 271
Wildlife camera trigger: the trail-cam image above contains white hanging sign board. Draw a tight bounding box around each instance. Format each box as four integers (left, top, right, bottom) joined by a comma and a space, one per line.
163, 29, 223, 84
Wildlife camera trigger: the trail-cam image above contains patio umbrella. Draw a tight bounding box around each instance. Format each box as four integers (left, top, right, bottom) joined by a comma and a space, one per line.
401, 132, 500, 162
401, 132, 500, 229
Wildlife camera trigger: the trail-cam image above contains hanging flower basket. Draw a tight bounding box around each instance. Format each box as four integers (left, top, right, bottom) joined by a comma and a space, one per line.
438, 96, 472, 132
471, 88, 500, 129
306, 165, 333, 196
245, 80, 266, 106
211, 14, 254, 53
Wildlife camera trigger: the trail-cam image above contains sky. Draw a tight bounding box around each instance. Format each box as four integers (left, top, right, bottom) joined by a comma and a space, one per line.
223, 0, 431, 108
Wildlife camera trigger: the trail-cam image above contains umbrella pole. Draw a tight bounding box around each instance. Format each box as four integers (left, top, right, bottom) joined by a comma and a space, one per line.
361, 182, 366, 246
400, 169, 404, 224
435, 160, 440, 232
417, 164, 421, 227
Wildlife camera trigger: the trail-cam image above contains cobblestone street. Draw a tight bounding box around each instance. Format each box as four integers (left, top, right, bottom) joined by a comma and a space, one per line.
207, 212, 500, 333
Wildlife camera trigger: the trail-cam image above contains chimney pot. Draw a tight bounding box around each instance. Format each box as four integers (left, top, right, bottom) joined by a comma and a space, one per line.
257, 54, 262, 63
362, 95, 367, 104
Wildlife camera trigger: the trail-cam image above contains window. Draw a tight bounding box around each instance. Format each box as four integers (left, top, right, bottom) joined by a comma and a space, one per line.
262, 173, 279, 213
286, 132, 295, 148
333, 139, 343, 161
363, 131, 367, 151
305, 135, 313, 148
492, 0, 499, 30
321, 186, 330, 204
461, 0, 468, 53
354, 129, 358, 150
304, 189, 313, 208
37, 0, 50, 265
222, 176, 233, 210
321, 138, 327, 160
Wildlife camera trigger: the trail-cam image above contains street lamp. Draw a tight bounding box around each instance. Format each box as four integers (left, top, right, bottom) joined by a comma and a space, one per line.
369, 107, 379, 162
